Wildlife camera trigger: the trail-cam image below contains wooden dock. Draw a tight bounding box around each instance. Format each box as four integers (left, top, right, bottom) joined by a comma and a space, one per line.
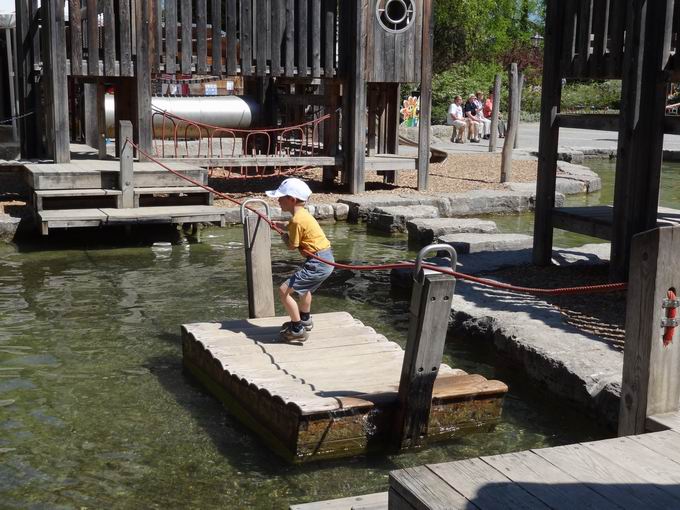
181, 311, 507, 462
296, 429, 680, 509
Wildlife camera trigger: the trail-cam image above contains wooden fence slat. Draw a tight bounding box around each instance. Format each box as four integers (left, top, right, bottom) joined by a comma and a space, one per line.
589, 0, 609, 75
85, 0, 99, 75
135, 0, 153, 158
165, 0, 178, 74
226, 0, 237, 75
284, 0, 295, 76
69, 0, 83, 74
241, 0, 253, 75
152, 0, 161, 71
211, 0, 222, 74
311, 0, 321, 77
574, 0, 593, 76
181, 0, 192, 73
605, 0, 626, 77
270, 0, 283, 76
196, 0, 207, 73
323, 0, 334, 77
561, 0, 577, 75
103, 0, 116, 75
297, 0, 308, 77
256, 0, 268, 76
119, 0, 133, 76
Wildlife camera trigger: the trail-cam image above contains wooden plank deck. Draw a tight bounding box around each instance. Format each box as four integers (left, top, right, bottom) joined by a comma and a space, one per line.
181, 312, 507, 463
552, 206, 680, 240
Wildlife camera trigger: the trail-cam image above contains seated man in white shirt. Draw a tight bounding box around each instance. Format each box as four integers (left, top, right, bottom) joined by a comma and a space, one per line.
447, 95, 468, 143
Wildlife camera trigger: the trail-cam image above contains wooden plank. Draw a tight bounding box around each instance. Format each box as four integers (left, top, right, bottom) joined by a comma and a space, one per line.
482, 450, 621, 510
243, 213, 276, 318
69, 0, 83, 75
429, 458, 550, 509
255, 0, 268, 76
151, 0, 161, 72
605, 0, 626, 77
86, 0, 99, 75
389, 466, 470, 510
394, 271, 456, 449
240, 0, 253, 75
270, 0, 283, 76
196, 0, 208, 74
211, 0, 222, 74
323, 0, 334, 77
165, 0, 178, 74
574, 0, 593, 76
589, 0, 609, 75
159, 156, 341, 167
135, 0, 154, 159
647, 411, 680, 432
181, 0, 192, 74
311, 0, 321, 77
119, 0, 133, 76
416, 0, 433, 190
535, 443, 680, 509
557, 113, 619, 131
119, 121, 135, 207
629, 429, 680, 462
102, 0, 116, 75
610, 0, 673, 279
561, 0, 577, 74
284, 0, 295, 77
552, 206, 612, 240
289, 492, 387, 510
297, 0, 308, 77
226, 0, 237, 75
532, 0, 566, 265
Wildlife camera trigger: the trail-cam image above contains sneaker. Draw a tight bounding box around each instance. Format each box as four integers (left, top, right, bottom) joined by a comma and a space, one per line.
471, 138, 480, 143
279, 325, 309, 343
280, 317, 314, 332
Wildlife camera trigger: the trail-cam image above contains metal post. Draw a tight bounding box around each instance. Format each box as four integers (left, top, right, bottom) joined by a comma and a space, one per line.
241, 199, 276, 319
393, 244, 457, 450
119, 121, 134, 208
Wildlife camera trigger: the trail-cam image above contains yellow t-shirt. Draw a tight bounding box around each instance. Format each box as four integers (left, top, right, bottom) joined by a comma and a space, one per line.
287, 207, 331, 254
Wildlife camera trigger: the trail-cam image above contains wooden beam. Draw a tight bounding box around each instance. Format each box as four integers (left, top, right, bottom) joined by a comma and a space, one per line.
69, 0, 83, 75
102, 0, 116, 76
165, 0, 178, 74
135, 0, 153, 159
196, 0, 208, 74
211, 0, 222, 74
532, 0, 565, 265
619, 226, 680, 436
119, 0, 133, 76
557, 113, 619, 131
416, 0, 434, 191
243, 211, 275, 318
347, 0, 367, 194
393, 266, 456, 449
610, 0, 673, 280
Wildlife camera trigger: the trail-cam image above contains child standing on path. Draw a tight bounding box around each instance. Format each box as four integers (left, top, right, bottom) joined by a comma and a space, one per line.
266, 178, 334, 342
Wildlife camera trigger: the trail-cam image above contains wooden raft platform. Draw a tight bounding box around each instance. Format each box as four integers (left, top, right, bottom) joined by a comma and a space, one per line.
181, 312, 507, 462
297, 429, 680, 509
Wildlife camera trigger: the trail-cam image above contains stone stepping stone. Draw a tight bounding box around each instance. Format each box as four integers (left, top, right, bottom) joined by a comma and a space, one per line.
407, 218, 498, 247
438, 233, 533, 254
367, 205, 440, 234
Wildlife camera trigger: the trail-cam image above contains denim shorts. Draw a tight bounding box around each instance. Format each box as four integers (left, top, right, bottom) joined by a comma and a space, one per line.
288, 248, 334, 296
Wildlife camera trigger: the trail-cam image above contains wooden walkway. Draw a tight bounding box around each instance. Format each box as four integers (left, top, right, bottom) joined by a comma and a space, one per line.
297, 429, 680, 509
182, 312, 507, 462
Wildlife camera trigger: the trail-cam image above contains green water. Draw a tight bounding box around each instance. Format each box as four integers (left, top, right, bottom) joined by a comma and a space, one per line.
0, 220, 610, 509
493, 158, 680, 246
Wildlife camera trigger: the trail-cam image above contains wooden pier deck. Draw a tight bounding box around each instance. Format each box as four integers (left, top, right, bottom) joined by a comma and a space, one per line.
296, 429, 680, 509
181, 312, 507, 463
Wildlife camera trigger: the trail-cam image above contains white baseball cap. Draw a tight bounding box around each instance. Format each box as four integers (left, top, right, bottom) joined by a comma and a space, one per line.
265, 178, 312, 201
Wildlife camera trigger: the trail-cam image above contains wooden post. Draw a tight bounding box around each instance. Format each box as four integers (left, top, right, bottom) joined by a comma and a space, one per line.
416, 0, 434, 191
513, 71, 524, 150
43, 0, 70, 163
347, 0, 367, 194
96, 83, 108, 159
619, 226, 680, 436
242, 201, 276, 318
393, 245, 457, 450
135, 0, 154, 161
610, 0, 672, 281
500, 63, 518, 183
119, 121, 134, 208
488, 74, 501, 152
532, 0, 565, 266
5, 28, 18, 141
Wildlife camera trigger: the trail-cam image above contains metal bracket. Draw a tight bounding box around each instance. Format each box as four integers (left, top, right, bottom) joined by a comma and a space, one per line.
413, 243, 457, 283
662, 298, 680, 309
661, 318, 679, 328
239, 198, 271, 224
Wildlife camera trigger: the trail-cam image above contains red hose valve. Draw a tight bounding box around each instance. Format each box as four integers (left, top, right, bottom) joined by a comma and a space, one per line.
661, 290, 679, 347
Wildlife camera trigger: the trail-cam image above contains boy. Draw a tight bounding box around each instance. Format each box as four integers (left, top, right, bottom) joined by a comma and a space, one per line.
266, 178, 334, 342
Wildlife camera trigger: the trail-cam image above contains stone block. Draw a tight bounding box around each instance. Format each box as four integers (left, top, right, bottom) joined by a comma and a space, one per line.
441, 190, 536, 217
407, 218, 498, 247
333, 203, 349, 221
313, 204, 335, 221
438, 233, 533, 254
367, 205, 439, 234
0, 215, 21, 242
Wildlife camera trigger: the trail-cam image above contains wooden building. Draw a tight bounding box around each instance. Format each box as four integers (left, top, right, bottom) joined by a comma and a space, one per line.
533, 0, 680, 280
13, 0, 434, 194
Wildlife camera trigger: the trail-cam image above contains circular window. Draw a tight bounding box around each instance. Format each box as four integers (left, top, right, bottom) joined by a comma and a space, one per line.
376, 0, 416, 33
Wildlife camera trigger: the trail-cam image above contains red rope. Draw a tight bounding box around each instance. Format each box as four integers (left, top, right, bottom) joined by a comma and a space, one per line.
126, 139, 628, 297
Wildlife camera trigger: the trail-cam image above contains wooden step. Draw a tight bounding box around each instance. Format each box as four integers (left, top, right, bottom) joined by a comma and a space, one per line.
34, 188, 123, 211
133, 186, 213, 206
38, 205, 226, 234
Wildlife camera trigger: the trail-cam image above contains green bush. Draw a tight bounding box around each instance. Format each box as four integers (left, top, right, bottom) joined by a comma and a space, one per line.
559, 81, 621, 112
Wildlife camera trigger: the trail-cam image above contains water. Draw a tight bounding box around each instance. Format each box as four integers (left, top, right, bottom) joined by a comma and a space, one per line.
0, 205, 623, 507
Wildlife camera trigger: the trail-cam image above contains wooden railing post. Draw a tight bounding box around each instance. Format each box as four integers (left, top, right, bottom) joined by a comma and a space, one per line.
619, 225, 680, 436
119, 121, 134, 208
241, 199, 276, 319
393, 244, 457, 450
